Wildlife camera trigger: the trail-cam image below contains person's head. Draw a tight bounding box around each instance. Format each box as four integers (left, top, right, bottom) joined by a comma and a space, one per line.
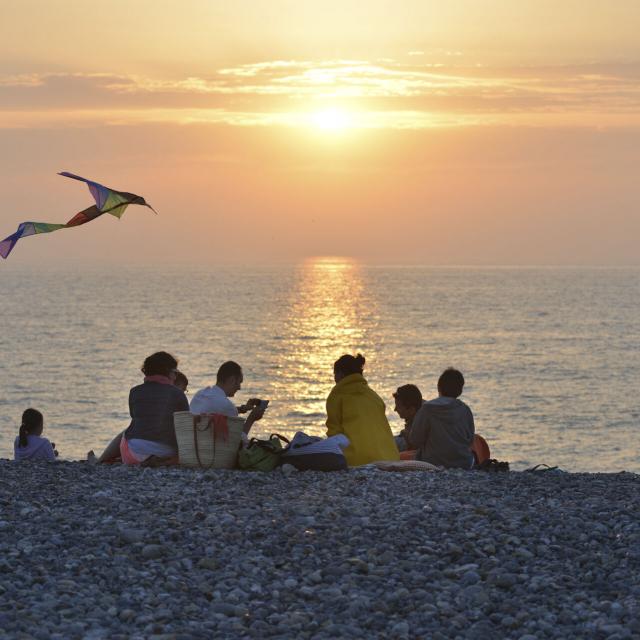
216, 361, 243, 396
19, 408, 44, 448
141, 351, 179, 383
333, 353, 365, 383
437, 368, 465, 398
393, 384, 423, 421
174, 370, 188, 393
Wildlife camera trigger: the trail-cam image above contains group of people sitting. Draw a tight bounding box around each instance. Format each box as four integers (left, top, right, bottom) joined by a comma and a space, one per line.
14, 350, 477, 470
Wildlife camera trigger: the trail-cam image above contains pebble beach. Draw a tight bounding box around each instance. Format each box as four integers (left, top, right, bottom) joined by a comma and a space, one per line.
1, 461, 638, 640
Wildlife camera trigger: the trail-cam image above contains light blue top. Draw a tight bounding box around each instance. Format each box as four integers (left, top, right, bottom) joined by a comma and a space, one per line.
14, 435, 56, 462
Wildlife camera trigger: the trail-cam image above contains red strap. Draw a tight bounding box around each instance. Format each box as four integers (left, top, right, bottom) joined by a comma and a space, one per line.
208, 414, 229, 442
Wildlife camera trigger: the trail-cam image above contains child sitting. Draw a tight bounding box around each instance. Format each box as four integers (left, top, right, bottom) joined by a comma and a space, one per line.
174, 370, 188, 393
14, 408, 58, 462
392, 384, 424, 451
406, 368, 475, 469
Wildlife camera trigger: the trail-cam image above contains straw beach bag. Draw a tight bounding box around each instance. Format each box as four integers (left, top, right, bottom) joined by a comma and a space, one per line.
174, 411, 244, 469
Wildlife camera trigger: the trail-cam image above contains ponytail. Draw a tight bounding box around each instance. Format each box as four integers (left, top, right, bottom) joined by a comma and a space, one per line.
18, 423, 29, 448
18, 408, 43, 448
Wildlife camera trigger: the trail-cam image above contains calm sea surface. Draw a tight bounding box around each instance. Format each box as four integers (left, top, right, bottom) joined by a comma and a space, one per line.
1, 261, 638, 472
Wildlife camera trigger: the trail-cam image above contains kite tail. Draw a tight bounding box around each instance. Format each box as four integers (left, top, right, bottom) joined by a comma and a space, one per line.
0, 232, 20, 259
0, 222, 66, 259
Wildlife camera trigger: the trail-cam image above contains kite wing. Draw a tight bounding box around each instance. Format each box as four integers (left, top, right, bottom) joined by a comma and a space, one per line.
1, 172, 156, 259
0, 222, 66, 259
58, 172, 157, 216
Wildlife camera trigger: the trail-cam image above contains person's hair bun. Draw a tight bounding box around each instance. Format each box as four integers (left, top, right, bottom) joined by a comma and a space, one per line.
334, 353, 366, 376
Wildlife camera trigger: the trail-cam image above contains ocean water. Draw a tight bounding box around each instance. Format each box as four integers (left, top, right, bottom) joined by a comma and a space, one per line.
1, 260, 638, 472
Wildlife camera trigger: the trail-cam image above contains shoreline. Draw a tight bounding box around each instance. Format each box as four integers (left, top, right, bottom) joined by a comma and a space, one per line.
1, 462, 639, 639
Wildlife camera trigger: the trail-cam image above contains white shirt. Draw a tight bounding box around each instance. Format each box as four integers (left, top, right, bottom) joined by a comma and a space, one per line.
189, 384, 238, 417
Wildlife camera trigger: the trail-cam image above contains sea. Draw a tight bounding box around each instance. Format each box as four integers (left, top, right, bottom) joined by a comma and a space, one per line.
1, 260, 638, 472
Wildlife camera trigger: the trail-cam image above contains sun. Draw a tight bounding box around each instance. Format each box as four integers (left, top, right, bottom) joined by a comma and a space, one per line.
312, 108, 352, 132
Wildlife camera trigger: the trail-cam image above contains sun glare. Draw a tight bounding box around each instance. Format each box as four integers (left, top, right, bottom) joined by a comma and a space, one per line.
312, 108, 352, 132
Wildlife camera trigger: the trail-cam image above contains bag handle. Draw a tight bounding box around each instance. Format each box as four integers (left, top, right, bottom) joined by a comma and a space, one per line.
192, 415, 210, 469
209, 416, 218, 468
192, 414, 229, 469
247, 433, 290, 449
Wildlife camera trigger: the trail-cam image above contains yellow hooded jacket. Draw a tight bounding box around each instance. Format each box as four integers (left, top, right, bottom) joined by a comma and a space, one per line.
326, 373, 399, 466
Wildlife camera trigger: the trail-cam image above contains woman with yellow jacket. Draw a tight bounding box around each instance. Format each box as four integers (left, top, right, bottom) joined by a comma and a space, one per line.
326, 354, 400, 466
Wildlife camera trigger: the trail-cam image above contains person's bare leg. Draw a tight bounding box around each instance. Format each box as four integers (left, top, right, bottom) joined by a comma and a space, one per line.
88, 431, 124, 464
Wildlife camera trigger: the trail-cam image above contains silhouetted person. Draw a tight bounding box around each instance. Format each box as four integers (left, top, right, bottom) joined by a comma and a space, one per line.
120, 351, 189, 465
190, 361, 264, 435
326, 353, 399, 465
14, 408, 58, 462
392, 384, 424, 451
406, 368, 475, 469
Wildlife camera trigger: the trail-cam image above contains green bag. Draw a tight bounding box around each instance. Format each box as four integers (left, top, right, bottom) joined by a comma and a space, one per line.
237, 434, 290, 472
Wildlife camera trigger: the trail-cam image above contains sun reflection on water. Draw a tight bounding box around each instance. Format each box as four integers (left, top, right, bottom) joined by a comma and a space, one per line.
271, 256, 378, 436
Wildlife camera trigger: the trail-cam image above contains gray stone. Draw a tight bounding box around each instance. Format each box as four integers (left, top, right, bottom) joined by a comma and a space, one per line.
141, 544, 165, 559
211, 603, 242, 617
196, 557, 218, 570
390, 621, 410, 636
491, 572, 517, 588
119, 528, 144, 544
461, 571, 481, 586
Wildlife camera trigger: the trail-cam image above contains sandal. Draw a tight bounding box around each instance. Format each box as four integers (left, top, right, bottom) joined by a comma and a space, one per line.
525, 463, 561, 473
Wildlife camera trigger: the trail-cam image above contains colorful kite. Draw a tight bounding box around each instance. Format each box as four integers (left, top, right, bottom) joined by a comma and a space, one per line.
0, 172, 156, 259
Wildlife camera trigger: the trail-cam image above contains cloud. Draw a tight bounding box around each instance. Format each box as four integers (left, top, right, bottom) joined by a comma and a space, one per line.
1, 59, 639, 129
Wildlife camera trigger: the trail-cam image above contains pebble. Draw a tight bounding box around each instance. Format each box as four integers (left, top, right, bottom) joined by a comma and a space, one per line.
142, 544, 166, 559
391, 620, 410, 636
0, 461, 638, 638
196, 557, 218, 571
119, 528, 145, 544
280, 464, 297, 476
461, 570, 480, 585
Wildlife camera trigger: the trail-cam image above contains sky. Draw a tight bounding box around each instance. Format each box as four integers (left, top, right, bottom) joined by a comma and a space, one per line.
1, 0, 639, 265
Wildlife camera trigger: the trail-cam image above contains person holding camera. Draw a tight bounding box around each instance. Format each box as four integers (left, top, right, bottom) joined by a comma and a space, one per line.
190, 360, 266, 435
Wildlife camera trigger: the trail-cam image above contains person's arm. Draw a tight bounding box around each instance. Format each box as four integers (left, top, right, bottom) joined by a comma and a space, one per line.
43, 440, 57, 462
177, 392, 190, 413
326, 391, 342, 437
242, 406, 265, 434
237, 398, 260, 414
406, 406, 429, 451
467, 407, 476, 444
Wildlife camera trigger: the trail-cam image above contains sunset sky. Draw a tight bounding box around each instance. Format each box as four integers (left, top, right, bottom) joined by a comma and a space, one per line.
1, 1, 639, 264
